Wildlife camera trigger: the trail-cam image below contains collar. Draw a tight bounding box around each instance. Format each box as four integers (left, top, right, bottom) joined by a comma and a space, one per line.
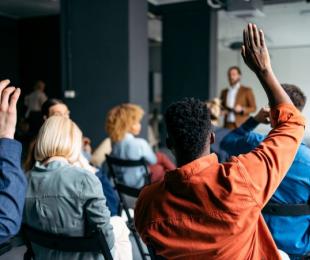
34, 159, 69, 172
165, 153, 219, 181
124, 132, 134, 139
230, 82, 241, 90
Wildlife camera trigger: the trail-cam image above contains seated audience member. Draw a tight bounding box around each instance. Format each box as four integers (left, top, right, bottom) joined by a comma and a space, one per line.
23, 98, 70, 172
221, 84, 310, 258
0, 80, 27, 244
134, 24, 303, 259
207, 98, 230, 162
23, 116, 132, 260
91, 137, 112, 167
24, 98, 120, 216
106, 104, 175, 188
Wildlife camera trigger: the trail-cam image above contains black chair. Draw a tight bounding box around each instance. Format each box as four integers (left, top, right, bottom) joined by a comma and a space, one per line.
0, 233, 25, 256
106, 155, 149, 260
148, 245, 166, 260
0, 241, 12, 256
22, 225, 113, 260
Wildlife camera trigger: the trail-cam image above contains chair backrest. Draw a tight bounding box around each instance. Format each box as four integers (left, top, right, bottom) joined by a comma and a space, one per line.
22, 225, 113, 260
105, 155, 150, 260
106, 155, 150, 185
0, 242, 12, 256
148, 245, 166, 260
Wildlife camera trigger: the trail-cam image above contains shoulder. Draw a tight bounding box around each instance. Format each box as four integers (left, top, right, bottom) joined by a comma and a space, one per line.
220, 88, 228, 95
51, 164, 100, 184
136, 182, 163, 211
240, 85, 254, 93
295, 143, 310, 165
128, 137, 150, 148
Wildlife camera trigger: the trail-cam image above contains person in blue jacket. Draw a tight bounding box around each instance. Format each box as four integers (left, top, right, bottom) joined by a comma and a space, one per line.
221, 84, 310, 259
0, 79, 27, 244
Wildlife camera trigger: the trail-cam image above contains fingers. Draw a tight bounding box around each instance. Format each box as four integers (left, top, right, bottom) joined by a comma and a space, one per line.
244, 23, 263, 49
0, 79, 11, 101
253, 24, 261, 47
259, 29, 265, 48
243, 26, 251, 50
8, 88, 21, 112
248, 24, 256, 49
241, 45, 246, 62
1, 87, 16, 111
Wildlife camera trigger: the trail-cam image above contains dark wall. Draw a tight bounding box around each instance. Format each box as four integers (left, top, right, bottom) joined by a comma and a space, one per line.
61, 0, 129, 146
0, 14, 61, 115
18, 16, 61, 98
61, 0, 148, 147
0, 16, 19, 85
161, 3, 217, 111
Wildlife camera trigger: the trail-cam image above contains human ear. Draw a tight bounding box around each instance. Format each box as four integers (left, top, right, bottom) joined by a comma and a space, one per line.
210, 132, 215, 145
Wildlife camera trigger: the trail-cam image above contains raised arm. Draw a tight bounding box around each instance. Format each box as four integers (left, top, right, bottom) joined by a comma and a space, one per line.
241, 24, 291, 106
235, 24, 305, 206
0, 80, 27, 244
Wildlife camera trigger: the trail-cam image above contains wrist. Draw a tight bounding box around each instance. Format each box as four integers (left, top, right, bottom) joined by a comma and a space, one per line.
253, 115, 261, 123
256, 67, 273, 78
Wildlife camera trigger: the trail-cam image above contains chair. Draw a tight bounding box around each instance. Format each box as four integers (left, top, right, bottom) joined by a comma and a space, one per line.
22, 225, 113, 260
0, 233, 25, 256
148, 245, 166, 260
106, 155, 150, 260
0, 241, 12, 256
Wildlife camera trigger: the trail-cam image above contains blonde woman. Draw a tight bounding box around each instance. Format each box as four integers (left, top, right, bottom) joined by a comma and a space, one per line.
106, 104, 175, 188
23, 116, 132, 260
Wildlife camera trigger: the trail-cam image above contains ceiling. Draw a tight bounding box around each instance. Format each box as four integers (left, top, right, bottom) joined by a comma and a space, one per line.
0, 0, 308, 18
0, 0, 309, 49
0, 0, 59, 19
0, 0, 194, 18
218, 1, 310, 49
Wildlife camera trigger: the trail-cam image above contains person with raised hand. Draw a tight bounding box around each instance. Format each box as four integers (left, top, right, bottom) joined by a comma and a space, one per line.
0, 79, 27, 244
134, 24, 304, 259
221, 84, 310, 258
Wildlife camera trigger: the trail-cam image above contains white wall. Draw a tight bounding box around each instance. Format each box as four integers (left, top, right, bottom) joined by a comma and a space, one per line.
216, 46, 310, 141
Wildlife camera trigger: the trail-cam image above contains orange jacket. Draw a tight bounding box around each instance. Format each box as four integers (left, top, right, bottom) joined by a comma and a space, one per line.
134, 104, 305, 260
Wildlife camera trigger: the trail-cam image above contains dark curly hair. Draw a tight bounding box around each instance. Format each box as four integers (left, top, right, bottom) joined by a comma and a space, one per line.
281, 84, 306, 112
165, 98, 212, 164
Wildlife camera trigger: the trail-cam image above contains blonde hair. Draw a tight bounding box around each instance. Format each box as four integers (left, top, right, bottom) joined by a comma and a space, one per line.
207, 98, 222, 126
105, 103, 144, 142
35, 116, 82, 163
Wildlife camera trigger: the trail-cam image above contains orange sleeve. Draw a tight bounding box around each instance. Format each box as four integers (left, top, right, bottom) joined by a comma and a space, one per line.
235, 103, 305, 207
134, 187, 151, 243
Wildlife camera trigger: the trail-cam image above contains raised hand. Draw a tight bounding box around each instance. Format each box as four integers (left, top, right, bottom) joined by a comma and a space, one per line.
0, 80, 21, 139
253, 107, 271, 124
241, 23, 271, 75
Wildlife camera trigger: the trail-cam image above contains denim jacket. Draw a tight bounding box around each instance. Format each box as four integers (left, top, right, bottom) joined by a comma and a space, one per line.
111, 133, 157, 188
221, 117, 310, 255
0, 139, 27, 244
23, 160, 114, 260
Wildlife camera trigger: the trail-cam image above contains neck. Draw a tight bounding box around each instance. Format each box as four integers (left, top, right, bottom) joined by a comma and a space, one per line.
176, 149, 210, 168
43, 156, 68, 165
230, 81, 240, 87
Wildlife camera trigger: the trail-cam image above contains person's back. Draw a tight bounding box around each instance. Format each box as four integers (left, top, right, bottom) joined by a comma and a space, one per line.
106, 104, 157, 188
23, 116, 115, 260
24, 161, 114, 260
111, 133, 156, 188
134, 24, 304, 259
268, 143, 310, 255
